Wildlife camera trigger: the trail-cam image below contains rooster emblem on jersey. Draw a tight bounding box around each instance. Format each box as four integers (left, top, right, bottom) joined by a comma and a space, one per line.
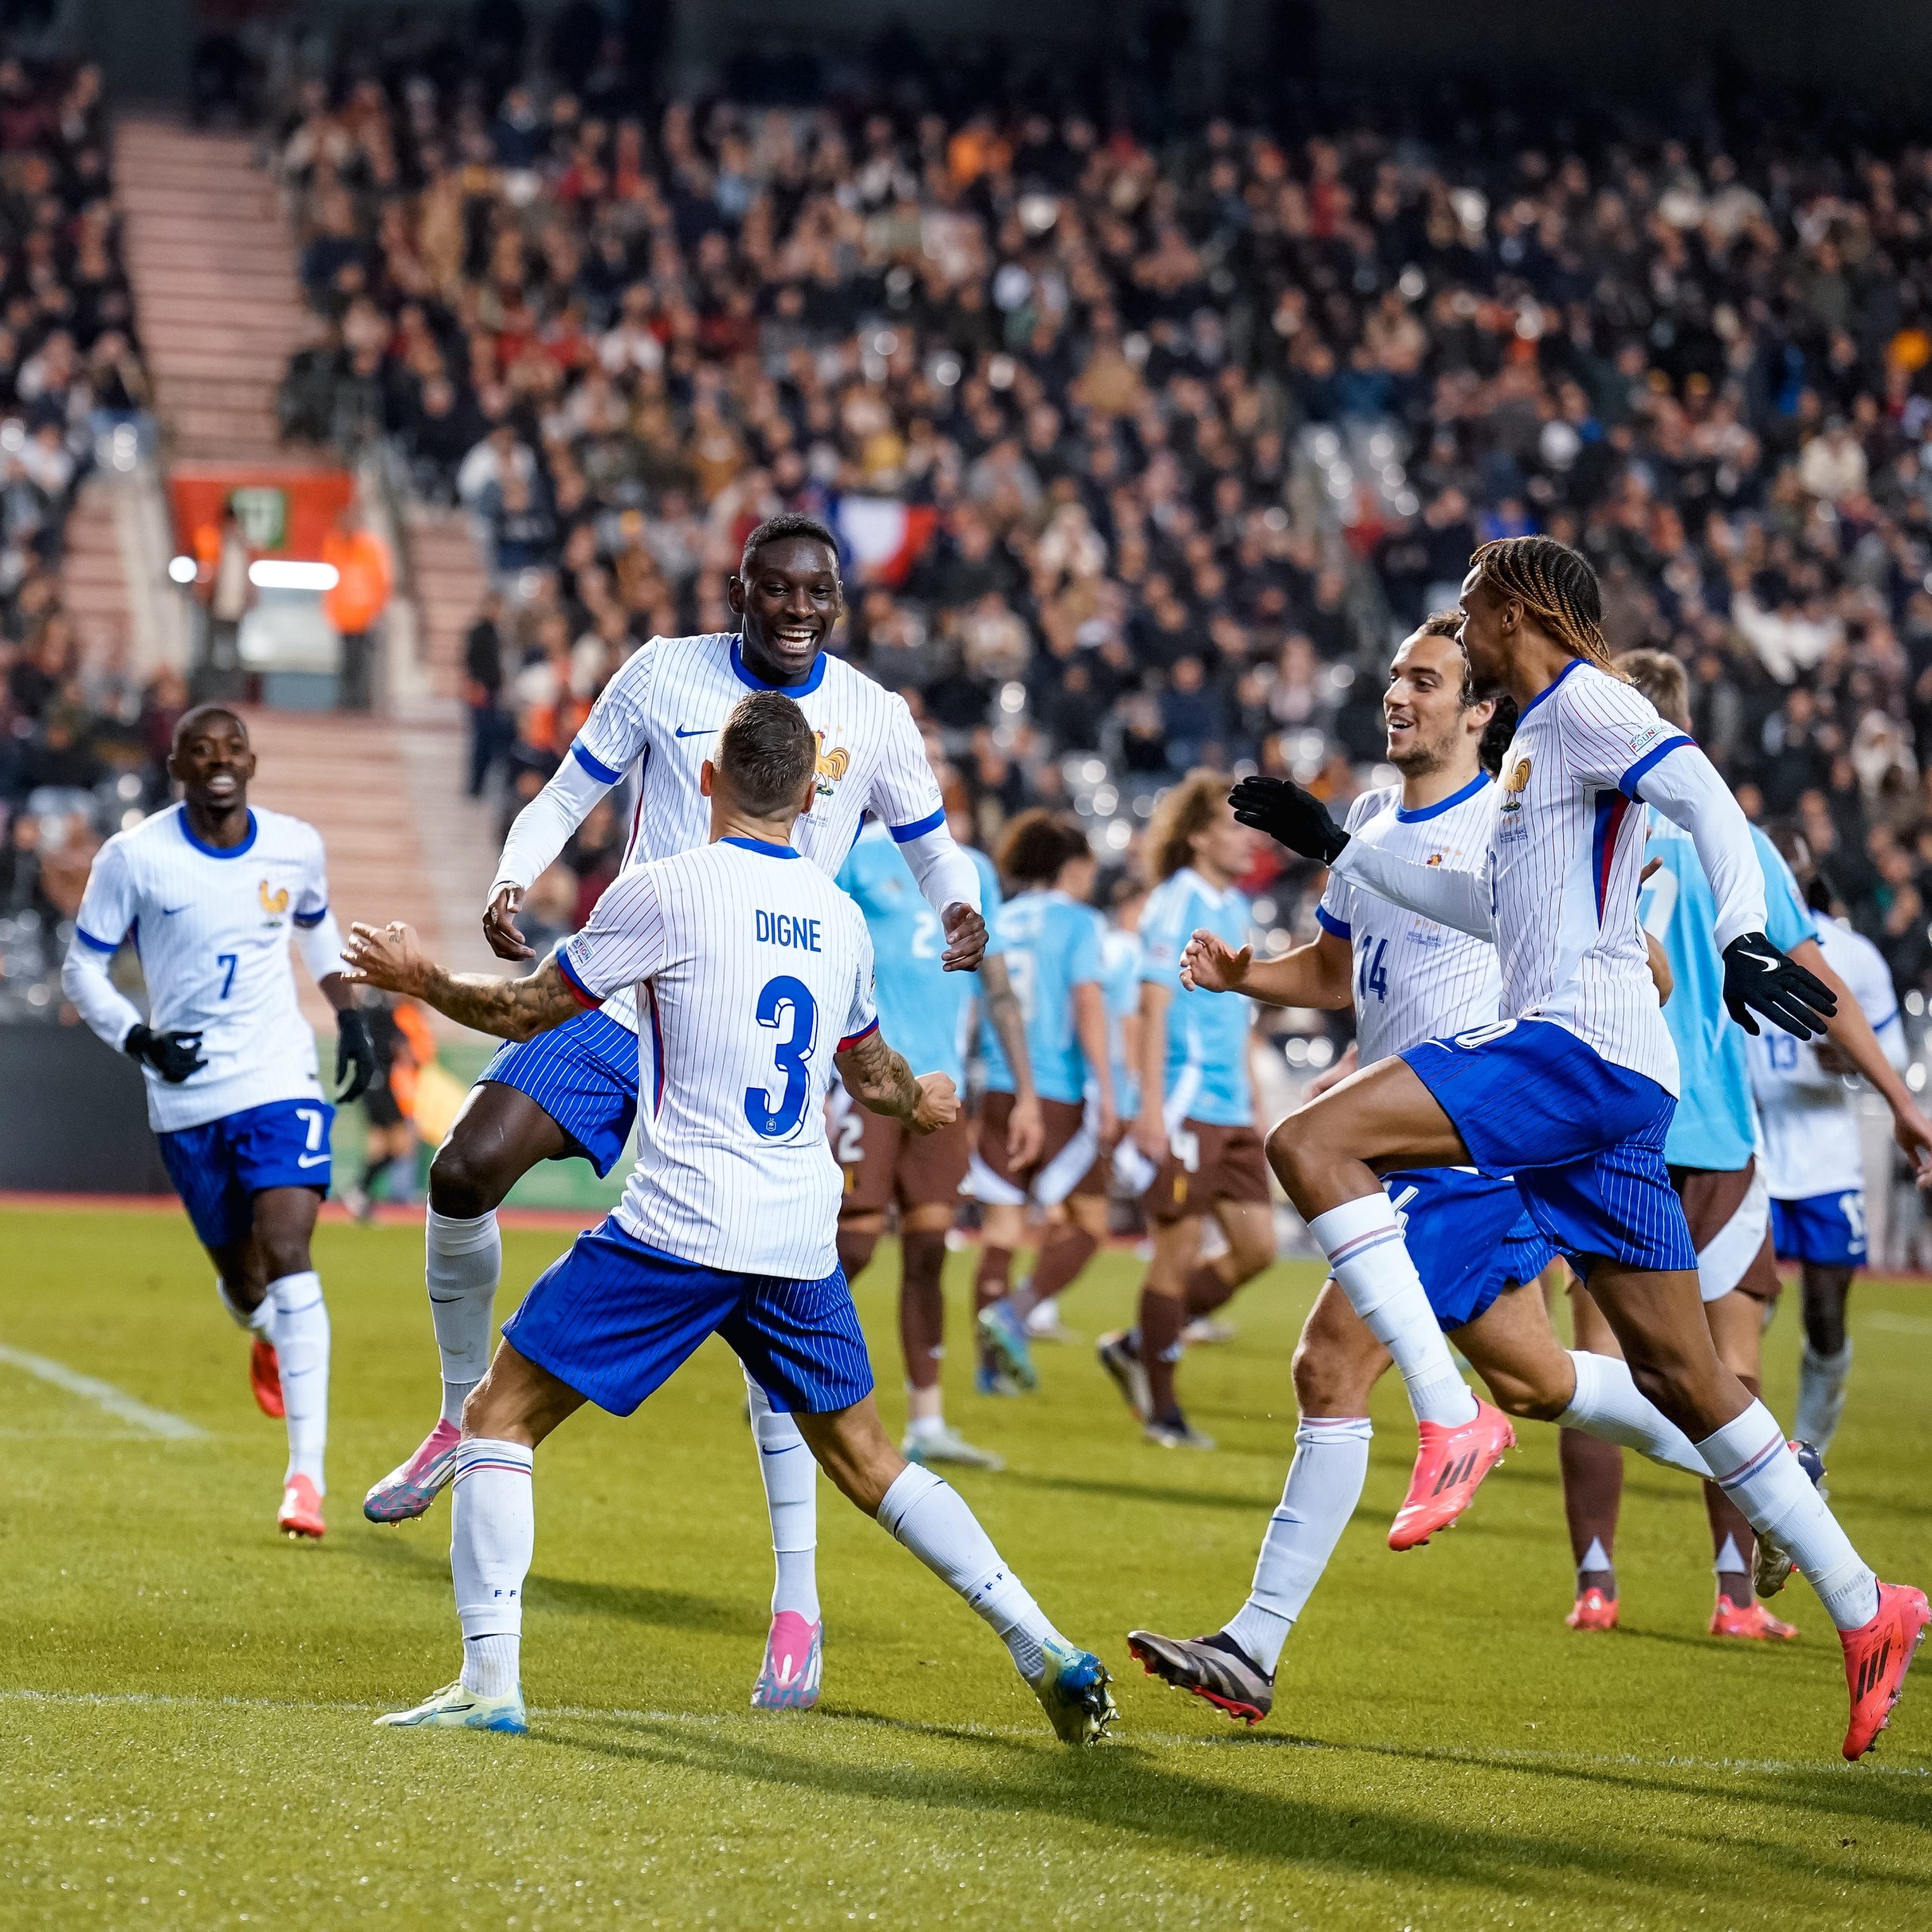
1500, 757, 1532, 815
814, 734, 850, 798
259, 879, 290, 919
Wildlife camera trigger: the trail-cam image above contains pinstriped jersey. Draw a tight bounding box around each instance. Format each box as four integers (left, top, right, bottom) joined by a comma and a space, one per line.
1488, 660, 1690, 1093
1317, 774, 1503, 1066
567, 633, 944, 1037
560, 835, 877, 1276
71, 804, 333, 1132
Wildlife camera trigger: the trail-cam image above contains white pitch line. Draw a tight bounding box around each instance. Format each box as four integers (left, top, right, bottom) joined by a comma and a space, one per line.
0, 1344, 206, 1440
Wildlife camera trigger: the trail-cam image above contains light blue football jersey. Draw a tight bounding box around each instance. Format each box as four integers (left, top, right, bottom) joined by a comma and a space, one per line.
1638, 819, 1813, 1171
1138, 866, 1254, 1128
836, 824, 1002, 1089
978, 888, 1104, 1105
1100, 923, 1143, 1118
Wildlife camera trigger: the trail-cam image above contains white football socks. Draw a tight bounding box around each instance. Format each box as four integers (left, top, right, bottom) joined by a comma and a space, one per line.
1309, 1195, 1478, 1427
878, 1464, 1063, 1680
1558, 1350, 1706, 1477
214, 1276, 273, 1335
1795, 1340, 1853, 1454
746, 1371, 820, 1623
426, 1208, 501, 1427
266, 1271, 328, 1491
1697, 1401, 1878, 1631
1223, 1415, 1374, 1675
451, 1437, 534, 1697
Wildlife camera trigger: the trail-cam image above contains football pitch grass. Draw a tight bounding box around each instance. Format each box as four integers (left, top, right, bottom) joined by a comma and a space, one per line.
4, 1202, 1930, 1930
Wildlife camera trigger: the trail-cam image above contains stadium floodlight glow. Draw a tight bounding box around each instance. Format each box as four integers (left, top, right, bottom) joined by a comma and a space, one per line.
248, 560, 340, 591
167, 555, 197, 584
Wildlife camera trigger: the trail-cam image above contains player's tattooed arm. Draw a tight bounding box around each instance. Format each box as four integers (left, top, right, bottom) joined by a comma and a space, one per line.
836, 1030, 960, 1136
340, 921, 582, 1041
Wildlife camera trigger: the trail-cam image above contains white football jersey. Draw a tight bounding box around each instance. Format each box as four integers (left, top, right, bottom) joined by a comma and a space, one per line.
1487, 660, 1690, 1093
560, 835, 878, 1277
566, 634, 944, 1035
72, 804, 331, 1132
1748, 915, 1903, 1199
1318, 774, 1503, 1066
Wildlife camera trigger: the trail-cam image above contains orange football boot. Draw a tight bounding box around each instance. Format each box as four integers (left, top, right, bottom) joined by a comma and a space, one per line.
249, 1338, 284, 1419
1840, 1583, 1930, 1761
1389, 1399, 1515, 1550
1709, 1594, 1797, 1641
1566, 1586, 1619, 1632
278, 1475, 326, 1540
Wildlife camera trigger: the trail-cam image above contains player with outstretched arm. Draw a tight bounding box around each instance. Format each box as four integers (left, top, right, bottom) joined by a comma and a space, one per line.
60, 705, 375, 1540
1227, 537, 1926, 1761
345, 693, 1114, 1745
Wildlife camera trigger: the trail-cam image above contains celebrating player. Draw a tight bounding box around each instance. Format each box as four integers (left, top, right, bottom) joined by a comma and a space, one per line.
346, 694, 1115, 1745
362, 515, 988, 1713
1097, 774, 1275, 1451
969, 811, 1116, 1394
60, 705, 375, 1540
1749, 837, 1912, 1456
834, 811, 1034, 1469
1226, 537, 1927, 1759
1127, 617, 1719, 1721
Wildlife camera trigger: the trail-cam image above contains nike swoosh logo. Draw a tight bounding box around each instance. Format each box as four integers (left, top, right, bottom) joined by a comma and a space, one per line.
297, 1152, 331, 1168
162, 906, 189, 916
674, 724, 715, 739
1737, 949, 1778, 969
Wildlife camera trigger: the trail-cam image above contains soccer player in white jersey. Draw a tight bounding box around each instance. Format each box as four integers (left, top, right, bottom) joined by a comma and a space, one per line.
1749, 843, 1912, 1457
344, 694, 1114, 1744
1228, 537, 1926, 1760
60, 706, 375, 1540
1127, 617, 1723, 1722
363, 515, 988, 1711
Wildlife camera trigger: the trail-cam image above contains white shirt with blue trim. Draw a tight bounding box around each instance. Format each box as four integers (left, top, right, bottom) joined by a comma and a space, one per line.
67, 804, 334, 1132
560, 835, 877, 1277
521, 632, 953, 1038
1317, 774, 1503, 1067
1748, 915, 1904, 1201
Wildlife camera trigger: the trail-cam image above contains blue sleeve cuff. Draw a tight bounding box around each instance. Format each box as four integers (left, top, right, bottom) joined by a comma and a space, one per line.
292, 904, 328, 928
555, 948, 603, 1008
571, 740, 623, 786
74, 925, 121, 953
1872, 1008, 1901, 1035
1314, 905, 1352, 940
888, 808, 947, 844
1620, 734, 1696, 800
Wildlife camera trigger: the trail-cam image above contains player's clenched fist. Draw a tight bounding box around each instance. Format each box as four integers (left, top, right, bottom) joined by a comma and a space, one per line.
483, 884, 535, 961
911, 1071, 961, 1134
342, 921, 429, 998
1180, 928, 1254, 993
940, 900, 988, 972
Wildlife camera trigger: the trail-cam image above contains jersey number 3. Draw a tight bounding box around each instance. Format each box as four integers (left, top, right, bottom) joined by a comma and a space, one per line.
745, 975, 819, 1140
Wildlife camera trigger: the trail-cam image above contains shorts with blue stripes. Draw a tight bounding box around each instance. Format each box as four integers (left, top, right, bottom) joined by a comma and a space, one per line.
157, 1098, 335, 1251
502, 1216, 875, 1417
1401, 1017, 1696, 1276
1380, 1165, 1557, 1332
480, 1004, 640, 1177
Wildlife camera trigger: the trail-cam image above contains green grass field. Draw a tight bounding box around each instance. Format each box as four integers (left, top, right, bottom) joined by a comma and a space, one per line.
4, 1202, 1930, 1930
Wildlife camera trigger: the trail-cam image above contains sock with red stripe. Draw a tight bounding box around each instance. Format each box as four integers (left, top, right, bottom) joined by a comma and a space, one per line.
451, 1437, 533, 1695
1697, 1401, 1878, 1631
1309, 1195, 1477, 1428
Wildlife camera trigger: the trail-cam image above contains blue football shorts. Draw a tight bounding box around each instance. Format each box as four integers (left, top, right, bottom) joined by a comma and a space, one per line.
156, 1097, 335, 1251
1401, 1017, 1697, 1275
502, 1216, 876, 1418
480, 1004, 641, 1177
1380, 1164, 1558, 1332
1770, 1190, 1867, 1268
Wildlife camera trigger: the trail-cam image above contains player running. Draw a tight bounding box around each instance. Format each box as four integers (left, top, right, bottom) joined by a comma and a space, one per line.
362, 515, 988, 1712
1559, 651, 1932, 1638
1127, 616, 1718, 1721
1749, 839, 1912, 1457
60, 705, 375, 1540
1224, 537, 1927, 1759
970, 811, 1116, 1394
348, 694, 1115, 1744
1097, 774, 1275, 1450
834, 813, 1036, 1469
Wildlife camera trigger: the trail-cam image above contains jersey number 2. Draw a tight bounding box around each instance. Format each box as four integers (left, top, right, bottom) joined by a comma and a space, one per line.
746, 975, 819, 1140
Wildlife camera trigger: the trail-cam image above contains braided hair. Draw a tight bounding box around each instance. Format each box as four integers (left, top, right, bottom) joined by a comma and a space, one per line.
1469, 536, 1623, 679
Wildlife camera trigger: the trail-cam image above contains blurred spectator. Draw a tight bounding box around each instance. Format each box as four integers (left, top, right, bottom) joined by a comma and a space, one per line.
321, 505, 395, 710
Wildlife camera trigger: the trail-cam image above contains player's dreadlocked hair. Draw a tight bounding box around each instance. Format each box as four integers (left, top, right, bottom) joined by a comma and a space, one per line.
1411, 608, 1518, 776
1146, 769, 1232, 884
1469, 536, 1624, 679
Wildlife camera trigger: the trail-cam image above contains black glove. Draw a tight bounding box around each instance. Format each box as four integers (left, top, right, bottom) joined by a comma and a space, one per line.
125, 1023, 206, 1084
334, 1007, 377, 1104
1228, 776, 1350, 865
1721, 931, 1838, 1039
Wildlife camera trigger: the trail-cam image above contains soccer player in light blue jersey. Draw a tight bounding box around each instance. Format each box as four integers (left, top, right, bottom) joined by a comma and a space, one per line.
835, 817, 1037, 1469
969, 811, 1118, 1392
1097, 772, 1275, 1450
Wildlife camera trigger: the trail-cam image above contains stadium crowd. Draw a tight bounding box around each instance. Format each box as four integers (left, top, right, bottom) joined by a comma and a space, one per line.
0, 52, 162, 1020
269, 42, 1932, 1002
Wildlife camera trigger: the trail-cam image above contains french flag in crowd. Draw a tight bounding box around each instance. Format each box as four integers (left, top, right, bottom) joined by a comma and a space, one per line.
834, 496, 940, 586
